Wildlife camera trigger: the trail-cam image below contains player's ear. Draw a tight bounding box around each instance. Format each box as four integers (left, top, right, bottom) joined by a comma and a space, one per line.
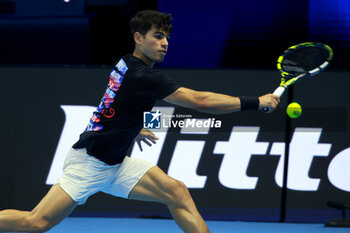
134, 32, 144, 45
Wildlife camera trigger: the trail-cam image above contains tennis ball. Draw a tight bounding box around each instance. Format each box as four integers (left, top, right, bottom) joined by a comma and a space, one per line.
287, 102, 302, 118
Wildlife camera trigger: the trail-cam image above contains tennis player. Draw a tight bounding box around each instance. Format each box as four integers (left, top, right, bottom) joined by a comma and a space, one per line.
0, 10, 279, 233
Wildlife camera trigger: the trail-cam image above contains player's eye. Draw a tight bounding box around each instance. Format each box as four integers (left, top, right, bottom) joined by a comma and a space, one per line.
153, 33, 165, 40
153, 32, 170, 41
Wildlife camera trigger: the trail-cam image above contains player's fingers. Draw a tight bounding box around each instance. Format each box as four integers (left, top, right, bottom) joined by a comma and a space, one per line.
142, 138, 152, 146
143, 130, 159, 140
272, 99, 278, 108
268, 101, 277, 112
149, 138, 157, 144
137, 141, 143, 152
269, 96, 279, 108
269, 94, 279, 103
148, 133, 159, 141
151, 132, 159, 140
145, 136, 157, 144
272, 95, 280, 103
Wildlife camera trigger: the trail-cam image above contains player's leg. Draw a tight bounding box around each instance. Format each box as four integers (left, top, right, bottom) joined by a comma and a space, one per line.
0, 184, 77, 232
129, 166, 210, 233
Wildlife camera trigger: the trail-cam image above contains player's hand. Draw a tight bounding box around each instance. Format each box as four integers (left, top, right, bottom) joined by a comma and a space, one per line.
135, 128, 159, 152
258, 94, 280, 113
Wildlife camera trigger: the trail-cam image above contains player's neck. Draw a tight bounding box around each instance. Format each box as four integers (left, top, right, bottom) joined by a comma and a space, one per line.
133, 50, 155, 68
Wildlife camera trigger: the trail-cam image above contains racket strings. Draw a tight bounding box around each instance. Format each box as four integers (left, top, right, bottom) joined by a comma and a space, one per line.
281, 47, 330, 76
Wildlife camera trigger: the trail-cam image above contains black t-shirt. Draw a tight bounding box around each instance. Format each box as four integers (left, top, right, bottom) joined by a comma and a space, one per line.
73, 54, 180, 165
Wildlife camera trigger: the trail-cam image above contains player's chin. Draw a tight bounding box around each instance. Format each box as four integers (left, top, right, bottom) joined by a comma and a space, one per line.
154, 56, 165, 63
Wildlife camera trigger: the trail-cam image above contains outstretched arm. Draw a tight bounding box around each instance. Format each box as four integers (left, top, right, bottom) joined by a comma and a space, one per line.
164, 87, 280, 114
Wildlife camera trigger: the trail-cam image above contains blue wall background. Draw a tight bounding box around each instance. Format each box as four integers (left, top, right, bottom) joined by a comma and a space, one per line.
0, 0, 350, 68
158, 0, 350, 69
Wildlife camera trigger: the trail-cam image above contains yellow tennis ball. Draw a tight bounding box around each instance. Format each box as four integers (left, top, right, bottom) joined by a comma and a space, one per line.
287, 102, 302, 118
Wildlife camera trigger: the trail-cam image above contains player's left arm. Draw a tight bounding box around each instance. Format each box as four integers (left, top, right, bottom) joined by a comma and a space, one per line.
134, 128, 159, 151
164, 87, 279, 114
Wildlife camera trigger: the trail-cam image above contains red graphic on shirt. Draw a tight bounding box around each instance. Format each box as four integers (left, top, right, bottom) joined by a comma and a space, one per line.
109, 76, 121, 92
91, 114, 100, 123
102, 107, 115, 118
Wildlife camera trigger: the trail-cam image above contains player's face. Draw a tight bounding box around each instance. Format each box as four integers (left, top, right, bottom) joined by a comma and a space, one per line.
138, 27, 169, 65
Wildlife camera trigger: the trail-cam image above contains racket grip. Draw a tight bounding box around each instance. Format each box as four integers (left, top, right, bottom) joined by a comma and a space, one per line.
272, 86, 285, 96
262, 86, 285, 112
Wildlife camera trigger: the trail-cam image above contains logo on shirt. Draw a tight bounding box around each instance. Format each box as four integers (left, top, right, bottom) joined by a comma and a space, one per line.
144, 110, 162, 129
84, 58, 128, 132
102, 107, 115, 118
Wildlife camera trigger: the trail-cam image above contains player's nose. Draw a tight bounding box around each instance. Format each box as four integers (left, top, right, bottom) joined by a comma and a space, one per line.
161, 38, 168, 48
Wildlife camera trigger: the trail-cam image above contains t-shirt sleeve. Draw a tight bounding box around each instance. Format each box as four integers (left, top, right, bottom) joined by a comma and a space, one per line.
138, 71, 180, 100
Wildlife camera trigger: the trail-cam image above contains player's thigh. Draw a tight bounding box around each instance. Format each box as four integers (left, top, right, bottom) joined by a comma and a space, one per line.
128, 166, 185, 204
31, 184, 77, 225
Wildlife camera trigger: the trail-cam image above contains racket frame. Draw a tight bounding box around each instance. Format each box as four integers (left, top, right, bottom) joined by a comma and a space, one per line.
262, 42, 333, 112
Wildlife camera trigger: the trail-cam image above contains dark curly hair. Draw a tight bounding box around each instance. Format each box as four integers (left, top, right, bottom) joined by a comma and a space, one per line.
130, 10, 173, 38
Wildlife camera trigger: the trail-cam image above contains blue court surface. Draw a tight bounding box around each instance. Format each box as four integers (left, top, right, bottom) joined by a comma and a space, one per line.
49, 217, 350, 233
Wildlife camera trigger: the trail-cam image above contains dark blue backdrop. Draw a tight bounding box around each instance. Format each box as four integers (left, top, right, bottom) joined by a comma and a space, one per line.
158, 0, 350, 69
0, 0, 350, 68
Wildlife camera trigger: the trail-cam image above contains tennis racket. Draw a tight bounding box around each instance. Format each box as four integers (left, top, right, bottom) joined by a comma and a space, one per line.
263, 42, 333, 112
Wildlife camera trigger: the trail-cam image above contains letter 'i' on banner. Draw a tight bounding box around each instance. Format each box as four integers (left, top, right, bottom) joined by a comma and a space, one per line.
213, 126, 269, 189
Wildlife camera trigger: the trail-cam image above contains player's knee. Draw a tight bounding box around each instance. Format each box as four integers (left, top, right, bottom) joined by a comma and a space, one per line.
24, 214, 54, 232
37, 221, 54, 233
167, 179, 190, 206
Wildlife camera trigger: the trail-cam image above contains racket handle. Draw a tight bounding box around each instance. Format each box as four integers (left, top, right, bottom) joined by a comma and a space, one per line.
272, 86, 285, 96
262, 86, 285, 112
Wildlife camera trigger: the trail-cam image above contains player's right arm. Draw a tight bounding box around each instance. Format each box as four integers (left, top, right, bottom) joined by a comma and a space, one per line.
163, 87, 279, 114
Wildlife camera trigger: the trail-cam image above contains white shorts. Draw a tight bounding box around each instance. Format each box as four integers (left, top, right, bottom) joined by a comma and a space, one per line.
56, 148, 155, 205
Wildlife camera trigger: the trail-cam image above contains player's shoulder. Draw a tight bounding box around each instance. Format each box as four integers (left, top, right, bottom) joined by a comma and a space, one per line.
119, 55, 150, 73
